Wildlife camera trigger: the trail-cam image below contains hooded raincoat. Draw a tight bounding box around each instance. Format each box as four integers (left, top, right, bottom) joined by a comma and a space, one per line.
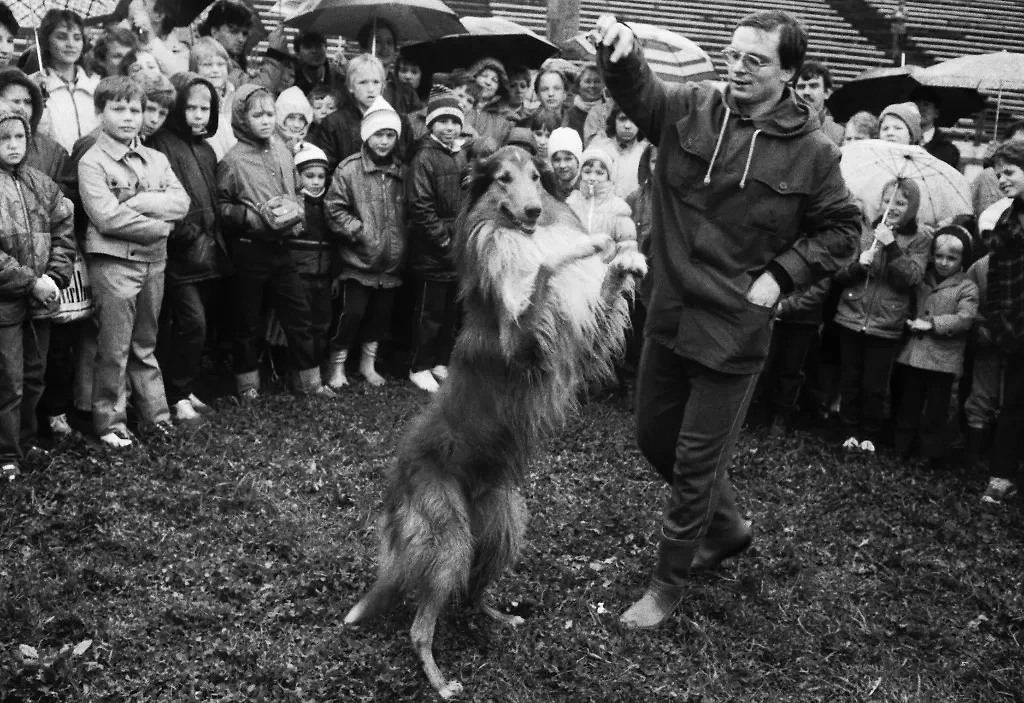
0, 68, 69, 183
600, 49, 861, 374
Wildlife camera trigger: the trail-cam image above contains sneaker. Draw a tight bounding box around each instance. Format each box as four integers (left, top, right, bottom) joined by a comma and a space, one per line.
144, 422, 175, 441
842, 436, 861, 450
238, 388, 259, 405
859, 439, 876, 453
99, 428, 135, 449
311, 384, 337, 398
48, 414, 73, 438
981, 477, 1017, 505
430, 365, 449, 381
187, 393, 215, 416
2, 462, 20, 482
174, 399, 204, 425
409, 369, 440, 393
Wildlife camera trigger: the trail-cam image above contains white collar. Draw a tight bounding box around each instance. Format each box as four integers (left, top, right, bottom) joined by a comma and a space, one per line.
922, 126, 936, 145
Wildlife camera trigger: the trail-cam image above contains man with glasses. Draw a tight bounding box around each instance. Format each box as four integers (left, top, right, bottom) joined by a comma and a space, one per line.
593, 11, 860, 629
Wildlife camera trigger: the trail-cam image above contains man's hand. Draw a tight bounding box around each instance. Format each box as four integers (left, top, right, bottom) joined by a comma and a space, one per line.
593, 15, 635, 63
268, 25, 288, 53
746, 272, 781, 308
907, 318, 933, 333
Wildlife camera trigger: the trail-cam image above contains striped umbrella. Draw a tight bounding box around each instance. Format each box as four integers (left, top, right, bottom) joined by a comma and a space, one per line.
8, 0, 119, 74
574, 22, 717, 83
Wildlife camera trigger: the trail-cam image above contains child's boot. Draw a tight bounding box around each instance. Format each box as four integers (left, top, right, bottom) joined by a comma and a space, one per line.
325, 350, 349, 389
359, 342, 386, 386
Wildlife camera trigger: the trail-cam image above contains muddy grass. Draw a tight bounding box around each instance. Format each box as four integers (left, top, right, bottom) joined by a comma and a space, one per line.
1, 383, 1022, 702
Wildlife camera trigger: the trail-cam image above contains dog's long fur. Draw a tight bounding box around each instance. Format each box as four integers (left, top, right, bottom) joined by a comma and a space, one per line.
344, 147, 647, 699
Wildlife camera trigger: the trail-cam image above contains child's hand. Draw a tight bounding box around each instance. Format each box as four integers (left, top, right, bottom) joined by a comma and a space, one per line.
259, 197, 302, 231
31, 274, 59, 308
907, 318, 933, 333
873, 223, 895, 247
858, 246, 876, 267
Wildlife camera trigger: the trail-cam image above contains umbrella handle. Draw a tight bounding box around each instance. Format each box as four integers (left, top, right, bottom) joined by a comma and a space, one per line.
34, 28, 44, 76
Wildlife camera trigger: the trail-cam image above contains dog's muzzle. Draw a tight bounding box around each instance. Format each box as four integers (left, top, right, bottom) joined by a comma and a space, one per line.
501, 203, 541, 234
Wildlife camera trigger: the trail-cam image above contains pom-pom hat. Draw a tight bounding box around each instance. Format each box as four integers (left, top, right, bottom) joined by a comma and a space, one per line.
294, 141, 329, 172
360, 95, 402, 142
425, 85, 464, 128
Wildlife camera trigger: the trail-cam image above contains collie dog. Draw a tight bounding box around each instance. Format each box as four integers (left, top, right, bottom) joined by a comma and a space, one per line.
344, 147, 646, 698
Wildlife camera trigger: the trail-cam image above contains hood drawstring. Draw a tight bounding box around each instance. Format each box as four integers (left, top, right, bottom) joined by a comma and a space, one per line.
739, 129, 762, 189
703, 106, 730, 185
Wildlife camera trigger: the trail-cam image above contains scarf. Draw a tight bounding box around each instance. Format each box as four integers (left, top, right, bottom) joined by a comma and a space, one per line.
985, 197, 1024, 353
573, 95, 603, 113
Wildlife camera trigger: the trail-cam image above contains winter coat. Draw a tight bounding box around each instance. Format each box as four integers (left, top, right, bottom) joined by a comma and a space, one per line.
897, 269, 978, 374
33, 66, 100, 153
0, 68, 70, 185
79, 130, 190, 262
466, 98, 513, 148
816, 107, 845, 147
982, 197, 1024, 354
923, 128, 960, 170
600, 49, 861, 374
967, 254, 995, 348
587, 134, 648, 198
147, 74, 232, 286
217, 84, 303, 243
777, 278, 833, 325
325, 147, 406, 288
313, 95, 414, 172
406, 135, 468, 282
566, 180, 637, 244
289, 193, 333, 279
834, 220, 932, 339
0, 112, 76, 325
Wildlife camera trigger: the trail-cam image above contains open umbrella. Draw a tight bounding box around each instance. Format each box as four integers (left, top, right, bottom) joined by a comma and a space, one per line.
840, 139, 972, 229
826, 64, 986, 126
573, 22, 717, 83
283, 0, 464, 45
9, 0, 119, 71
400, 16, 558, 73
918, 52, 1024, 137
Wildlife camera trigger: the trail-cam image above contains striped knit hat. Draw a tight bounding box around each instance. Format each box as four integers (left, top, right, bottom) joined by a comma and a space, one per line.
425, 85, 464, 128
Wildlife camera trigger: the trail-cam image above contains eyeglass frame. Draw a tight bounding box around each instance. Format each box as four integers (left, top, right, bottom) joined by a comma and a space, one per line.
721, 47, 775, 72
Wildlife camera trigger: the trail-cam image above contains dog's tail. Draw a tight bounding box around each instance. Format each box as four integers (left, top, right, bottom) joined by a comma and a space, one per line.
344, 576, 402, 626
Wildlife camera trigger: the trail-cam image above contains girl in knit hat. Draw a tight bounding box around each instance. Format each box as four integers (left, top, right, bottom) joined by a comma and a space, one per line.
276, 86, 314, 152
879, 102, 923, 146
547, 126, 582, 201
323, 96, 407, 388
466, 56, 514, 148
566, 147, 637, 255
833, 177, 934, 452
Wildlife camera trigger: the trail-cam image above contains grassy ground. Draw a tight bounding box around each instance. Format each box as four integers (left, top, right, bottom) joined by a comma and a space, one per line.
1, 381, 1022, 702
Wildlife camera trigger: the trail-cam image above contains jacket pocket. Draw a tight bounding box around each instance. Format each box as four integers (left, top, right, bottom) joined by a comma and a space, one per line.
664, 121, 717, 207
738, 172, 811, 241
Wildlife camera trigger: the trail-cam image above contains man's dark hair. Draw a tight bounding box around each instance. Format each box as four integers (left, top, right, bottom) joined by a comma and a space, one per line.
93, 75, 147, 112
356, 18, 397, 50
1005, 119, 1024, 141
198, 0, 253, 36
736, 10, 808, 75
0, 3, 18, 37
798, 60, 832, 91
992, 140, 1024, 170
294, 31, 326, 53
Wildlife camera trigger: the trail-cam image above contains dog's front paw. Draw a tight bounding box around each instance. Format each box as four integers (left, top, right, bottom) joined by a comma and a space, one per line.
438, 680, 464, 699
610, 248, 648, 279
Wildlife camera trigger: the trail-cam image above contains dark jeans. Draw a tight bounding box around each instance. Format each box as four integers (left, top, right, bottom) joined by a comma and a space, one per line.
0, 319, 51, 462
328, 279, 398, 352
892, 364, 955, 459
838, 328, 902, 440
635, 340, 758, 546
157, 281, 211, 405
991, 354, 1024, 480
409, 278, 460, 373
761, 321, 818, 415
232, 240, 317, 375
38, 319, 82, 417
303, 275, 332, 365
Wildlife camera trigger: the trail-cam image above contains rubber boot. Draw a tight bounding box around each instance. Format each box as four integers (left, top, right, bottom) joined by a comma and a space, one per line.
964, 425, 991, 470
619, 533, 697, 629
325, 349, 349, 389
691, 480, 753, 572
359, 342, 386, 386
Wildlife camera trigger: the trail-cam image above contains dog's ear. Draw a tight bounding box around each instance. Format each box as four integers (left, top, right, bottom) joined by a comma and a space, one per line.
467, 151, 499, 206
536, 157, 558, 198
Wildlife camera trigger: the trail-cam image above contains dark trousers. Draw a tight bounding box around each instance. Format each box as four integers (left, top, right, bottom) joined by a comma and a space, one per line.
990, 354, 1024, 480
761, 321, 818, 415
838, 328, 902, 440
635, 340, 758, 546
38, 319, 81, 417
328, 279, 398, 352
409, 278, 460, 373
157, 281, 211, 405
303, 275, 332, 364
232, 240, 316, 375
0, 319, 51, 462
892, 365, 955, 459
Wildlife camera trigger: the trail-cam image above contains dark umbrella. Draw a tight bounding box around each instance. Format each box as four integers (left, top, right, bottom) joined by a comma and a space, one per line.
827, 65, 987, 126
107, 0, 263, 29
400, 16, 558, 73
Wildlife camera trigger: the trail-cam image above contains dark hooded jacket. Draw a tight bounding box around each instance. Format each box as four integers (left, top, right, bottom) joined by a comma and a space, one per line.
0, 68, 69, 184
311, 93, 414, 172
406, 134, 468, 281
216, 83, 303, 242
600, 49, 861, 374
0, 109, 76, 325
147, 73, 232, 285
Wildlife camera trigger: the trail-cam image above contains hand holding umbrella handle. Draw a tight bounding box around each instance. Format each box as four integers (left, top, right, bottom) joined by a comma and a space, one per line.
593, 15, 635, 63
873, 222, 896, 247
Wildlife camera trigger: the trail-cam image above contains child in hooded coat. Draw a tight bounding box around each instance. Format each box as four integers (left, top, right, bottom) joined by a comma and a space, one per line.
566, 147, 637, 251
833, 178, 933, 451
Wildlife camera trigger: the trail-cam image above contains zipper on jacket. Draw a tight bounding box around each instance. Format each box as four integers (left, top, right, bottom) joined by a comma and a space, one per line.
13, 177, 36, 271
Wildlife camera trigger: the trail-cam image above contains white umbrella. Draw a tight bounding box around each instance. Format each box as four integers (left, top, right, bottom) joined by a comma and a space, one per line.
919, 52, 1024, 137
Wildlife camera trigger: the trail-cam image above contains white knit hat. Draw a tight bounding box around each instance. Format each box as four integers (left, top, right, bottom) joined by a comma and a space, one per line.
294, 141, 328, 172
548, 127, 583, 164
276, 86, 313, 128
580, 146, 615, 174
360, 96, 402, 142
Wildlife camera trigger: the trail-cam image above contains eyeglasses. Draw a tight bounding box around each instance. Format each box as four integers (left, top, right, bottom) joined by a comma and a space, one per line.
721, 47, 773, 72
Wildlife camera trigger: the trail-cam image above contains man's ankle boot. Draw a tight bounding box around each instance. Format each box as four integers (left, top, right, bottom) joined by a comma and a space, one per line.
691, 519, 753, 573
964, 425, 991, 469
620, 534, 696, 629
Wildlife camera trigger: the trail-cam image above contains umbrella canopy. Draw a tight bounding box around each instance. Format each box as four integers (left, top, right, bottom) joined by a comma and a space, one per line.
105, 0, 262, 31
918, 51, 1024, 92
283, 0, 464, 45
826, 65, 986, 126
840, 139, 972, 229
8, 0, 118, 28
574, 22, 717, 83
400, 16, 557, 73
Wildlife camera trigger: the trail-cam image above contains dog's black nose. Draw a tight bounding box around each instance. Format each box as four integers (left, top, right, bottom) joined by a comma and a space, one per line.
524, 206, 541, 221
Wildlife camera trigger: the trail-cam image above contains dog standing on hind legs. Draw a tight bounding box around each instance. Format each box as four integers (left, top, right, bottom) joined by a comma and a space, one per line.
344, 146, 646, 699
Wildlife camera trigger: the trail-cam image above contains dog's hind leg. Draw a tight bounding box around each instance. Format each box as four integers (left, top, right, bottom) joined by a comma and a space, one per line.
412, 589, 463, 699
468, 487, 528, 628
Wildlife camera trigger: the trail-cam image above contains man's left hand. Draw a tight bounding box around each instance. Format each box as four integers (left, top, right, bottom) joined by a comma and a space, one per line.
746, 272, 781, 308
